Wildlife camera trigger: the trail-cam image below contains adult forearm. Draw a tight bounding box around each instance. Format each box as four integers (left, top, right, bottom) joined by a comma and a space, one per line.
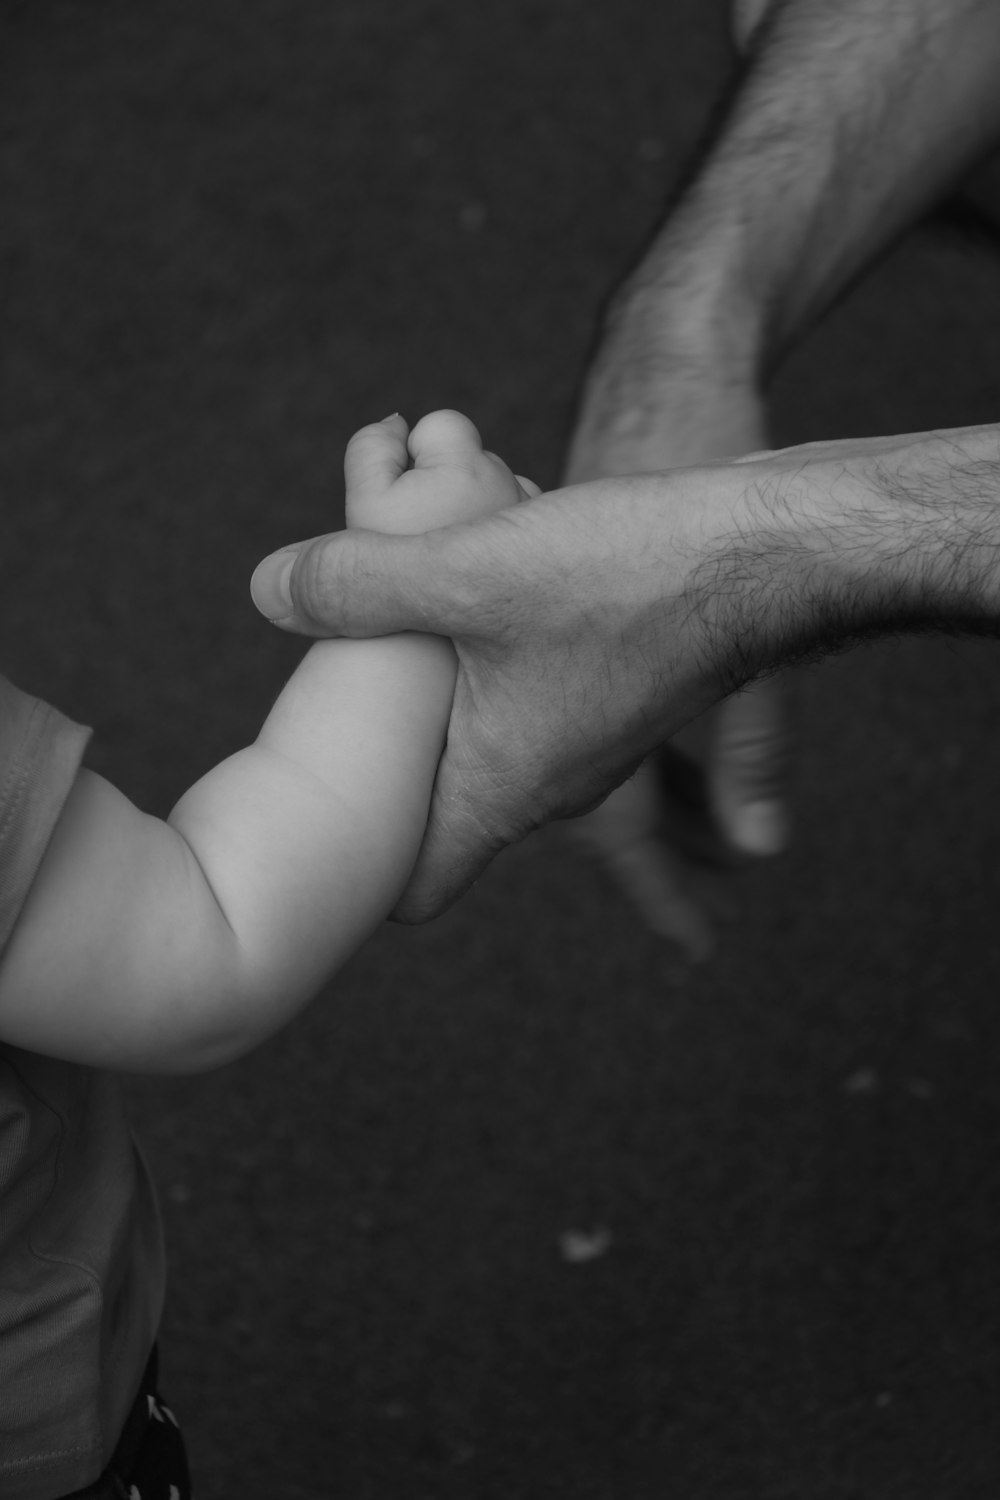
626, 0, 1000, 371
697, 424, 1000, 692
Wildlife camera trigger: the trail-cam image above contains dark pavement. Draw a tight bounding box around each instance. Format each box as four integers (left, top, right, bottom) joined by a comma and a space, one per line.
3, 2, 1000, 1495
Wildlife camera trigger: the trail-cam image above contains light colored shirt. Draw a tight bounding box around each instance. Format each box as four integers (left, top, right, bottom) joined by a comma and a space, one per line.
0, 678, 165, 1498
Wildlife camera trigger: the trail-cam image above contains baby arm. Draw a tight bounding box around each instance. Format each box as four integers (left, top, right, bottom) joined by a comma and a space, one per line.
0, 412, 532, 1073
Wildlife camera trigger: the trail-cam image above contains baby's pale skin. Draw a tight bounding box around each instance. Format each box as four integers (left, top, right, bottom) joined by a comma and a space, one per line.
0, 411, 533, 1073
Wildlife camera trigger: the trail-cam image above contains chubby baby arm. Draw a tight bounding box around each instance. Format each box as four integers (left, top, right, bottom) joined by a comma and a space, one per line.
0, 413, 532, 1073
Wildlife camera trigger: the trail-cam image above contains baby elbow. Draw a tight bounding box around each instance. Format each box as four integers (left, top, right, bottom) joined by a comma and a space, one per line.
134, 975, 268, 1076
149, 1029, 250, 1076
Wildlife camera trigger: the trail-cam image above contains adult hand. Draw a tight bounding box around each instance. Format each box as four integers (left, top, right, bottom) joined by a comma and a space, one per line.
560, 287, 790, 957
249, 422, 1000, 923
249, 452, 789, 924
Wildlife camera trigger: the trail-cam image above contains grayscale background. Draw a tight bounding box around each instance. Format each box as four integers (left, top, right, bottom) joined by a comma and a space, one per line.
3, 2, 1000, 1494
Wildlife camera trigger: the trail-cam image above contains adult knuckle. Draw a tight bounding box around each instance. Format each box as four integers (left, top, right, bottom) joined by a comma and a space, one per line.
292, 535, 344, 628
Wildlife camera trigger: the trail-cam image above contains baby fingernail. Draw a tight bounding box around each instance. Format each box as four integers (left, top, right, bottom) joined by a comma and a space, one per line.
250, 548, 298, 623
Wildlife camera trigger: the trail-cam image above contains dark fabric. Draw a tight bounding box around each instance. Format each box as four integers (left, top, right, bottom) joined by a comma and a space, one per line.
62, 1350, 192, 1500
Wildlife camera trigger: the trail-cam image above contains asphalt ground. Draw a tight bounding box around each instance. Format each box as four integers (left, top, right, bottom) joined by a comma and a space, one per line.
3, 2, 1000, 1495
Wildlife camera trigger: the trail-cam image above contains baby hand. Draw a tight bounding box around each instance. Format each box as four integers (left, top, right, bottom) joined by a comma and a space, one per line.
345, 410, 538, 535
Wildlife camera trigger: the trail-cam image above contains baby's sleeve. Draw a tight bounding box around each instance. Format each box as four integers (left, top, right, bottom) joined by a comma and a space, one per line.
0, 677, 92, 953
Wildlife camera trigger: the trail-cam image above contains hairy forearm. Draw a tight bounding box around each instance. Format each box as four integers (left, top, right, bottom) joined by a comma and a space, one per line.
626, 0, 1000, 370
695, 424, 1000, 691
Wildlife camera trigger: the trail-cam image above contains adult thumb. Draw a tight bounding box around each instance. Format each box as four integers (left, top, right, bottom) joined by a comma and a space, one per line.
706, 676, 791, 857
250, 528, 437, 639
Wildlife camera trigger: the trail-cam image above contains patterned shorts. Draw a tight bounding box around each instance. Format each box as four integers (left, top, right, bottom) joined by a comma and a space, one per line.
63, 1348, 192, 1500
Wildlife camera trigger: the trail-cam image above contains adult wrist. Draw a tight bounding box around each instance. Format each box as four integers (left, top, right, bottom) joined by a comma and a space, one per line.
605, 219, 767, 390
